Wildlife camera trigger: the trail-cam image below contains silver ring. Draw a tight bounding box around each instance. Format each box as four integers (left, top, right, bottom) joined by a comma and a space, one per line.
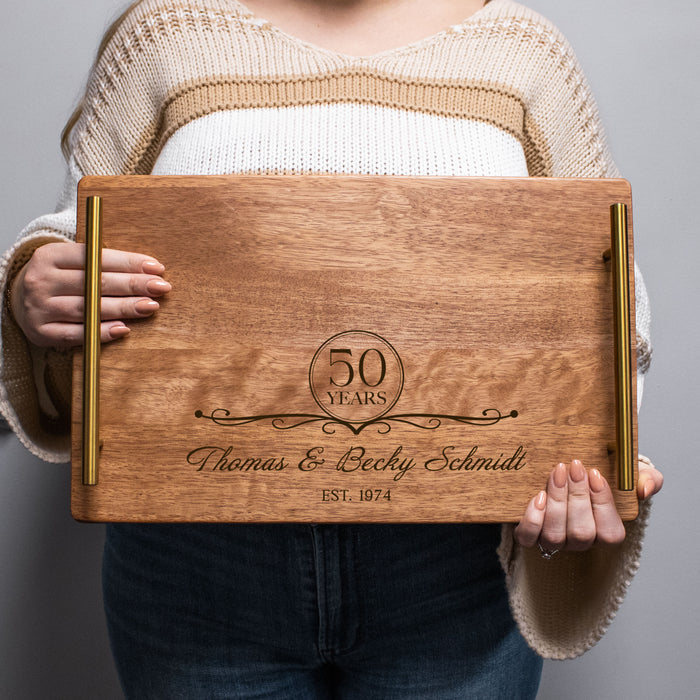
538, 542, 559, 560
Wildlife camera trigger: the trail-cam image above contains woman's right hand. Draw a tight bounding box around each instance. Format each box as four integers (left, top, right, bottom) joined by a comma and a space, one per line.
10, 241, 171, 348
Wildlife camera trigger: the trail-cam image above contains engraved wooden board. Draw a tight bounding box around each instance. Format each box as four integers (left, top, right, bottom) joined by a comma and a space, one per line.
71, 176, 638, 523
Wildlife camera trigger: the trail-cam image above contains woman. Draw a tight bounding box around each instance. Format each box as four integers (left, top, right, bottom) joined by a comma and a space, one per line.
0, 1, 663, 697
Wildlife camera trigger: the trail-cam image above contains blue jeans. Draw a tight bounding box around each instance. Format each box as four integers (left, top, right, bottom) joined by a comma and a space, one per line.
103, 523, 542, 699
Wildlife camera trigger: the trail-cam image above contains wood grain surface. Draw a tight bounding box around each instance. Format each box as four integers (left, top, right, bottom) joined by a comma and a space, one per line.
71, 176, 638, 522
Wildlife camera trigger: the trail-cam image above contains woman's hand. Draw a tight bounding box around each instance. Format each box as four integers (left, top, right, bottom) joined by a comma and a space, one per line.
10, 241, 171, 348
514, 458, 663, 553
637, 455, 664, 500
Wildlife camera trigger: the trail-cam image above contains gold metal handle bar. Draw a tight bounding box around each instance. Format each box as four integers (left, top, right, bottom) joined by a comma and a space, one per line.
83, 196, 102, 486
610, 203, 634, 491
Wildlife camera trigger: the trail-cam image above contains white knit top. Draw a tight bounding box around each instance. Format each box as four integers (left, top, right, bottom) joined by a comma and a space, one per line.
0, 0, 652, 659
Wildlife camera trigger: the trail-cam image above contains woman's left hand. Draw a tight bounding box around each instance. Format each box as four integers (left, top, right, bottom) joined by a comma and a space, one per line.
514, 458, 663, 553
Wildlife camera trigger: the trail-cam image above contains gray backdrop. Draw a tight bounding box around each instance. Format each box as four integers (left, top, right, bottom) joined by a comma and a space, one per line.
1, 1, 697, 698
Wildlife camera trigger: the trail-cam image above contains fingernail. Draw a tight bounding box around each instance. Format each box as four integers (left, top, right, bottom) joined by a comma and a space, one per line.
109, 324, 130, 339
142, 260, 165, 274
643, 479, 654, 499
147, 279, 172, 294
570, 459, 586, 483
589, 468, 606, 493
135, 299, 159, 316
553, 463, 567, 488
535, 491, 547, 510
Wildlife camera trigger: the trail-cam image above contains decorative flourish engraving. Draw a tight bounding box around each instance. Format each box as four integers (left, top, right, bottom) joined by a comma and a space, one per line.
194, 408, 518, 436
195, 332, 518, 436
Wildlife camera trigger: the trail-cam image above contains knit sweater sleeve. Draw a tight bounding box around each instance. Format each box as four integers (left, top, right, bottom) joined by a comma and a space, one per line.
493, 3, 653, 658
0, 0, 168, 462
0, 159, 83, 462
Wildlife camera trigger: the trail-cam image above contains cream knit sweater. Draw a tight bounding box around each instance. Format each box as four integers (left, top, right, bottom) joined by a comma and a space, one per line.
0, 0, 653, 658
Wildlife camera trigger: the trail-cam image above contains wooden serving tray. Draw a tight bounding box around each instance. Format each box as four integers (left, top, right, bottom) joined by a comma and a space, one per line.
71, 176, 638, 523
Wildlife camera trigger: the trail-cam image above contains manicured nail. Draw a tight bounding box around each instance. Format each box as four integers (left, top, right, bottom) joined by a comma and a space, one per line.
147, 279, 172, 294
109, 324, 130, 339
535, 491, 547, 510
135, 299, 159, 316
142, 260, 165, 274
643, 479, 654, 499
589, 468, 606, 493
553, 463, 567, 488
570, 459, 586, 483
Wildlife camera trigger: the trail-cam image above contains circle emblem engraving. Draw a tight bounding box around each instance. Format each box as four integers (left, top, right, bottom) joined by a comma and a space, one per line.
309, 331, 404, 423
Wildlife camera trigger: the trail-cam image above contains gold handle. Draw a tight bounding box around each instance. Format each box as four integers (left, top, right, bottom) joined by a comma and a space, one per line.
83, 196, 102, 486
610, 203, 634, 491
